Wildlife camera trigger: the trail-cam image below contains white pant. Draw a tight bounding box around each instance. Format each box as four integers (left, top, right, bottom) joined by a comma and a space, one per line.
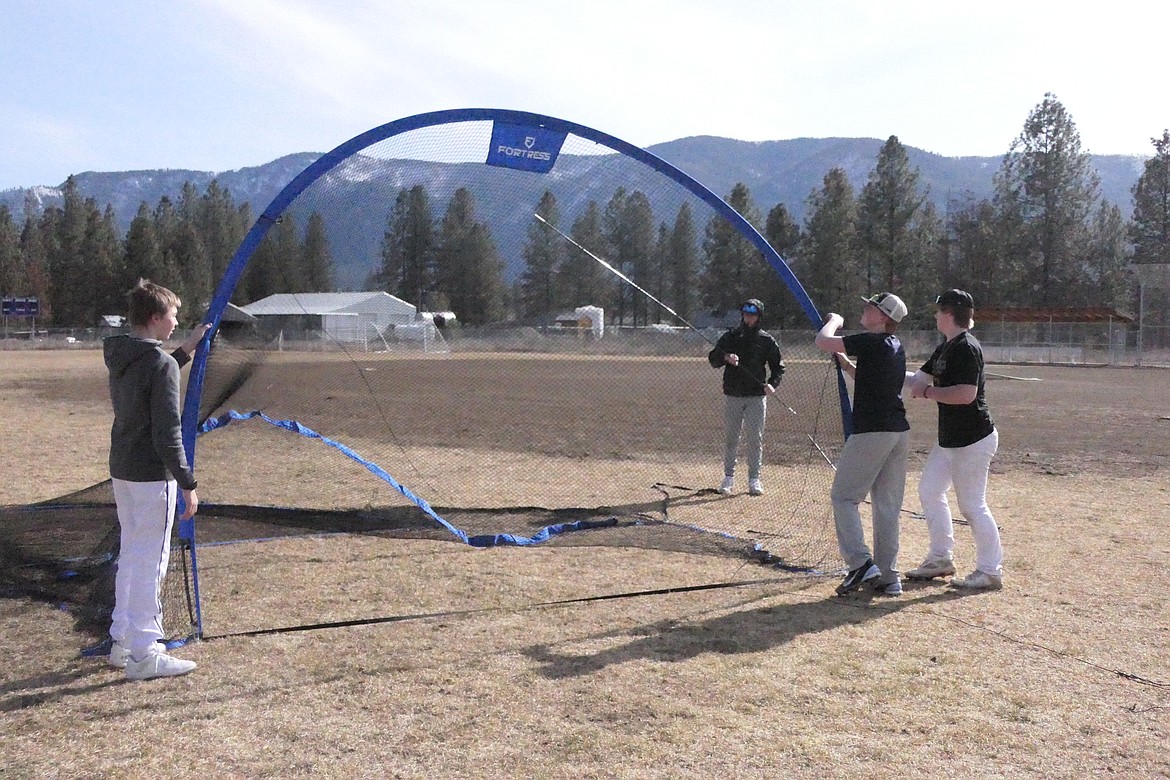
917, 429, 1003, 575
111, 478, 177, 657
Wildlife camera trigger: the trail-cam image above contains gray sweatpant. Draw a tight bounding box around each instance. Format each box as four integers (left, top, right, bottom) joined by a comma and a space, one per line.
723, 395, 767, 479
830, 430, 911, 583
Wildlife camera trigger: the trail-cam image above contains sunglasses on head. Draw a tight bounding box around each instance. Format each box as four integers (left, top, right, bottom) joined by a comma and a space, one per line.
741, 305, 760, 314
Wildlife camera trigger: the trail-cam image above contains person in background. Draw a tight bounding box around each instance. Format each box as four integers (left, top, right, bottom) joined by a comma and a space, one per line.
708, 298, 785, 496
906, 288, 1004, 590
104, 279, 208, 679
816, 292, 911, 596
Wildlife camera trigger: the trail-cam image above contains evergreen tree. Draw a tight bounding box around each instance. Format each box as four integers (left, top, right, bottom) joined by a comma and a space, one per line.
800, 168, 860, 317
1129, 130, 1170, 330
762, 202, 802, 326
519, 191, 565, 322
0, 206, 24, 297
47, 176, 89, 324
83, 204, 125, 321
944, 195, 1000, 305
18, 210, 52, 321
858, 136, 926, 292
601, 188, 629, 324
664, 202, 699, 322
124, 202, 164, 289
558, 200, 607, 308
621, 190, 656, 326
700, 183, 763, 314
1083, 203, 1132, 311
1130, 130, 1170, 266
994, 93, 1100, 305
303, 213, 334, 292
197, 180, 247, 289
271, 213, 304, 293
377, 186, 433, 307
434, 188, 505, 325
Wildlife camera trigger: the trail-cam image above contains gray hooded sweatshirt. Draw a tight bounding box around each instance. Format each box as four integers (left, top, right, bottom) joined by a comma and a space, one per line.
103, 334, 197, 490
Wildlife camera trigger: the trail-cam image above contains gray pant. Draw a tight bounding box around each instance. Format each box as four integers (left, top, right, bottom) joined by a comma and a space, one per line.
723, 395, 767, 479
830, 430, 910, 583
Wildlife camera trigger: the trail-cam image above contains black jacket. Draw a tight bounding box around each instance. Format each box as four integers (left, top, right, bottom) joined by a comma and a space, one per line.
708, 324, 785, 397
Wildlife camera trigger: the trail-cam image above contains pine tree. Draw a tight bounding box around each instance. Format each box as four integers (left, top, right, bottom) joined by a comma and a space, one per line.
124, 203, 164, 290
47, 176, 89, 324
762, 202, 802, 326
800, 168, 860, 317
858, 136, 926, 293
302, 213, 334, 292
1083, 203, 1132, 311
519, 191, 565, 322
1130, 130, 1170, 266
19, 213, 52, 322
271, 214, 304, 293
378, 186, 433, 307
434, 188, 505, 325
664, 202, 699, 322
197, 180, 247, 289
994, 93, 1100, 306
558, 200, 607, 309
700, 183, 764, 314
621, 190, 656, 326
0, 206, 24, 298
83, 204, 125, 322
601, 188, 630, 324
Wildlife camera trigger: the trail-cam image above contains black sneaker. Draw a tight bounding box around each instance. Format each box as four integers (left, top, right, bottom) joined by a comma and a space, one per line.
836, 559, 881, 595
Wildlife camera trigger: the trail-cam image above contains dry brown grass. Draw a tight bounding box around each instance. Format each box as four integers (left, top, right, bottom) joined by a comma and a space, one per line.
1, 350, 1168, 779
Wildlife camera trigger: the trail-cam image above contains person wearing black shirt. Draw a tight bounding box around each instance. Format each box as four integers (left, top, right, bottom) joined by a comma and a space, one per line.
816, 292, 911, 596
707, 299, 784, 496
906, 289, 1004, 590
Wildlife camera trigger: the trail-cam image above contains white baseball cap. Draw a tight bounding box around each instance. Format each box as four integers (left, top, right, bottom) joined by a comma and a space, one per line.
861, 292, 908, 323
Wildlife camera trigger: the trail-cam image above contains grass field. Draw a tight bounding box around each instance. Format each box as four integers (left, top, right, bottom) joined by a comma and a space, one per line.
1, 348, 1168, 779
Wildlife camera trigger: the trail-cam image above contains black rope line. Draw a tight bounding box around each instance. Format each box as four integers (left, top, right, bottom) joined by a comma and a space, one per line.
203, 575, 792, 641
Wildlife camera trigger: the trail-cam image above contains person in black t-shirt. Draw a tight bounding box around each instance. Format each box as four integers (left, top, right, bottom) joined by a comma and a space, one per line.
906, 289, 1004, 590
816, 292, 911, 596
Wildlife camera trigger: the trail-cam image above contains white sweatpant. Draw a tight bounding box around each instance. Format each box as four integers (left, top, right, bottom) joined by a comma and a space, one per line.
111, 478, 177, 657
917, 429, 1003, 576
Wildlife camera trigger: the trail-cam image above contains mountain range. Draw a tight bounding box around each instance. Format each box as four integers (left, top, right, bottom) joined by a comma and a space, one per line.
1, 137, 1147, 290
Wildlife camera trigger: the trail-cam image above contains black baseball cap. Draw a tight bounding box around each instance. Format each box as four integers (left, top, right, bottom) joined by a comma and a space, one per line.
933, 289, 974, 309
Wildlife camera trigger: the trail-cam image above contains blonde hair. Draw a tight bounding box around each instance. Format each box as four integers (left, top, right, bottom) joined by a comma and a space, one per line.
127, 279, 181, 327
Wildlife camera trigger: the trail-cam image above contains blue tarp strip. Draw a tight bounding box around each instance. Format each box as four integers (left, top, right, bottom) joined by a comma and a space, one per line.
198, 410, 612, 547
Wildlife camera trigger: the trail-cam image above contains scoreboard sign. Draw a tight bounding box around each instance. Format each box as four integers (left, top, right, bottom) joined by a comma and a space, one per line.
1, 297, 40, 317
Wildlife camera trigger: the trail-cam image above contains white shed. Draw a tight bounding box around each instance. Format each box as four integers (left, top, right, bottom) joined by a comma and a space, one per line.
241, 292, 418, 342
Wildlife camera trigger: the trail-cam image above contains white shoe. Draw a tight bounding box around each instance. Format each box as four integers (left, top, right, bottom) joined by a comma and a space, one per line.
125, 647, 197, 681
951, 570, 1003, 590
108, 641, 165, 669
718, 475, 734, 495
748, 478, 764, 496
905, 558, 956, 580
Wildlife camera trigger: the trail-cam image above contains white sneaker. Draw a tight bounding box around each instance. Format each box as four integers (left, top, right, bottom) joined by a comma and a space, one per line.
718, 475, 734, 494
951, 570, 1003, 590
108, 641, 165, 669
748, 478, 764, 496
125, 647, 197, 681
905, 558, 956, 580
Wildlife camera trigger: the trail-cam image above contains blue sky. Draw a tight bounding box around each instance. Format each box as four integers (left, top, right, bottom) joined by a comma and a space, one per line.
2, 0, 1166, 190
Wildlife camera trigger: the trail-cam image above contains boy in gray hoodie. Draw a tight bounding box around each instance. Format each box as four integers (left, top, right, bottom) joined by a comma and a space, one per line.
104, 279, 207, 680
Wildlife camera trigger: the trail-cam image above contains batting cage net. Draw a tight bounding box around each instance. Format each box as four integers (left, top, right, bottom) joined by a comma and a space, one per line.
2, 110, 848, 641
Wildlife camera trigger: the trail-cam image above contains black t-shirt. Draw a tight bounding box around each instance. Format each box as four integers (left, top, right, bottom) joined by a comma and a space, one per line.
843, 331, 910, 434
921, 330, 995, 448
